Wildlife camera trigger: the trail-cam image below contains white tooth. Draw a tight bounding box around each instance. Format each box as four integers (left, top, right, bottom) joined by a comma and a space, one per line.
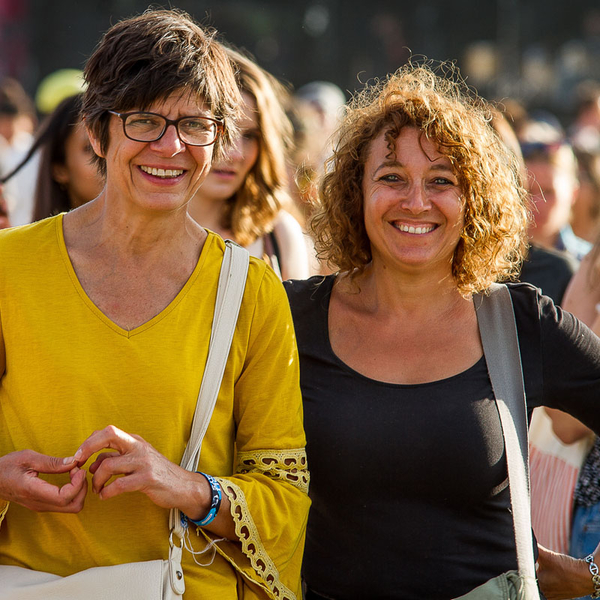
166, 170, 173, 177
408, 226, 415, 234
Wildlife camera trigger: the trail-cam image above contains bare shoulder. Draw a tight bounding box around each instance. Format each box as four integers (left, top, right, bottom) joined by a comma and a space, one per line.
273, 210, 310, 280
273, 210, 304, 239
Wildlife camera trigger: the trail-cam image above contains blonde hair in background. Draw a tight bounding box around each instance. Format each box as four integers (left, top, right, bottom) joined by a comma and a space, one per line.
222, 47, 294, 247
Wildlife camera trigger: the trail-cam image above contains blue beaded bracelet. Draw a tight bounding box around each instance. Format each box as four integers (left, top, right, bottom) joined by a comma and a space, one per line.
185, 472, 222, 527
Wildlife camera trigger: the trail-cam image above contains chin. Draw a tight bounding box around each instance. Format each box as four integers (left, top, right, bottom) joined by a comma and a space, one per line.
199, 180, 237, 202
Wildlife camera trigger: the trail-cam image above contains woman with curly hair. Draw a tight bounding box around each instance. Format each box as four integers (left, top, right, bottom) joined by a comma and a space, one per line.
189, 47, 309, 280
284, 62, 600, 599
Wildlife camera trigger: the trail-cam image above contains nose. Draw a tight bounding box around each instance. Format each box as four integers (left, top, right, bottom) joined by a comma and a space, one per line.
401, 182, 431, 213
149, 123, 186, 156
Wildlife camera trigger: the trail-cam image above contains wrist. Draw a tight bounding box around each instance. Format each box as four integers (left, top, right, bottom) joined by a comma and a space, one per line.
586, 554, 600, 599
183, 472, 221, 527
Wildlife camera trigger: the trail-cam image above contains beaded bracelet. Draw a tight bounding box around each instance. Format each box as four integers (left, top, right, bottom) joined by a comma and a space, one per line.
184, 472, 222, 527
585, 554, 600, 599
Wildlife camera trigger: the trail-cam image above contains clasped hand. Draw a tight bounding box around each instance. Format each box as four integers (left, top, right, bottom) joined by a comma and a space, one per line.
0, 425, 203, 515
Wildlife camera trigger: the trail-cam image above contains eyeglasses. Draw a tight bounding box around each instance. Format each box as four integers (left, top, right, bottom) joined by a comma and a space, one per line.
108, 110, 224, 146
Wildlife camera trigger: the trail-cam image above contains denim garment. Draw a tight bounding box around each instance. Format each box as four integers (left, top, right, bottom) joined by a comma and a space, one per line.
570, 502, 600, 600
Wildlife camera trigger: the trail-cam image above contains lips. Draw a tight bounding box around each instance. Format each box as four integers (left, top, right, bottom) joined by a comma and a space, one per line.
211, 168, 237, 177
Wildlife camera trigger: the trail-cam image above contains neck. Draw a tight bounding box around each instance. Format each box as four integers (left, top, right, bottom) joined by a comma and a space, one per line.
65, 193, 205, 260
346, 260, 468, 318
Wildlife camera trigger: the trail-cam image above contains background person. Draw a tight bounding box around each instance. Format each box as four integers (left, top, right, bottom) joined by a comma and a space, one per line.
0, 10, 309, 600
285, 63, 600, 600
0, 78, 38, 226
519, 118, 592, 262
570, 146, 600, 244
0, 93, 104, 221
188, 47, 309, 281
490, 108, 577, 304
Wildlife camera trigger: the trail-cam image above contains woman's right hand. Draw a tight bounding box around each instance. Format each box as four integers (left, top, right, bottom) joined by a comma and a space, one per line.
0, 450, 87, 512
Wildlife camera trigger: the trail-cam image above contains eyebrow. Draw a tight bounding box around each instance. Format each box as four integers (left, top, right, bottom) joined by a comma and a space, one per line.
373, 159, 455, 175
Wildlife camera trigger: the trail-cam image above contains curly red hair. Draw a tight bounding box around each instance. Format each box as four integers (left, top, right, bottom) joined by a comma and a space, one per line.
310, 62, 530, 295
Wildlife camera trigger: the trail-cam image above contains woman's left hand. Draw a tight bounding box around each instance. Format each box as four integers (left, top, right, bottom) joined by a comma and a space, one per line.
536, 543, 595, 599
71, 425, 209, 517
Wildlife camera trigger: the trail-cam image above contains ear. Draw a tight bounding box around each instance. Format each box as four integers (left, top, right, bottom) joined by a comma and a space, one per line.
52, 163, 69, 186
84, 119, 104, 159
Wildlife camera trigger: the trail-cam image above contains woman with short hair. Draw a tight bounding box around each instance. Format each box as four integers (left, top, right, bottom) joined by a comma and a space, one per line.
0, 9, 309, 600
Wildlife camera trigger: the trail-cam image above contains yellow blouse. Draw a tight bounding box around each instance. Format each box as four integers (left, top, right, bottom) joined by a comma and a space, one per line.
0, 215, 309, 599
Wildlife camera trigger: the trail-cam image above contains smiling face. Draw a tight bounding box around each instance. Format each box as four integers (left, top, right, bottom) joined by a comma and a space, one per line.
197, 92, 260, 202
87, 89, 215, 214
362, 126, 465, 276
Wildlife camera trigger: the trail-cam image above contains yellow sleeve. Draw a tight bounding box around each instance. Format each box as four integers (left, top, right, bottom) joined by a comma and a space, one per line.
201, 267, 310, 600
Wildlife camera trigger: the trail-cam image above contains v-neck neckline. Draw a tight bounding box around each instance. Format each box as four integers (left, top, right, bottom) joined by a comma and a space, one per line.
55, 213, 213, 338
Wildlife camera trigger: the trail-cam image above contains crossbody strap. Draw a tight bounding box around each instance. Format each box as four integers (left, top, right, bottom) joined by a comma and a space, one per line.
476, 283, 539, 596
180, 240, 249, 471
169, 240, 249, 538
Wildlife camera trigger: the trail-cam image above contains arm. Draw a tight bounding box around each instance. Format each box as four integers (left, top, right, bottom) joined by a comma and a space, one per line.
531, 286, 600, 434
543, 258, 600, 442
544, 407, 593, 444
198, 266, 310, 600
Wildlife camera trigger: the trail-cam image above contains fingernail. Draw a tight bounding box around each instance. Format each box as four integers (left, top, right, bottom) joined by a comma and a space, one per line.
63, 456, 75, 465
74, 449, 82, 460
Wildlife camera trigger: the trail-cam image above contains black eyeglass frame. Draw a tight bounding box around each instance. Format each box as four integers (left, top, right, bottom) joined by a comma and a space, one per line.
108, 110, 224, 147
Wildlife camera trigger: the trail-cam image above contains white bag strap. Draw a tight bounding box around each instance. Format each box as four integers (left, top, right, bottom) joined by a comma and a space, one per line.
476, 283, 540, 598
180, 240, 249, 471
169, 240, 249, 540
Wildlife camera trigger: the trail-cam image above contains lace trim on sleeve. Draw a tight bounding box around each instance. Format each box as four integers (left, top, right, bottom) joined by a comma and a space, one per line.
217, 478, 297, 600
236, 448, 309, 494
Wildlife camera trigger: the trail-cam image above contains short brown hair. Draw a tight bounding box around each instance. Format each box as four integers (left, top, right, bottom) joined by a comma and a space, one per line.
81, 9, 241, 174
311, 62, 529, 295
